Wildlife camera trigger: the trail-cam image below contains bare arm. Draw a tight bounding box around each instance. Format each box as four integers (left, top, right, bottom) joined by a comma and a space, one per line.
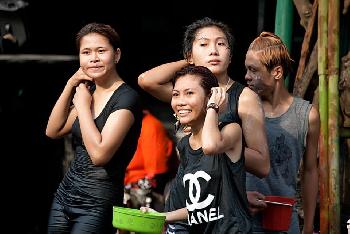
140, 207, 188, 223
138, 60, 188, 103
202, 87, 242, 162
73, 83, 135, 166
45, 68, 93, 139
238, 88, 270, 177
301, 105, 319, 234
165, 208, 188, 223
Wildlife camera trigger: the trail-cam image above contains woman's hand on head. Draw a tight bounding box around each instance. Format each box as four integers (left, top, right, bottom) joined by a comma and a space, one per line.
68, 67, 93, 88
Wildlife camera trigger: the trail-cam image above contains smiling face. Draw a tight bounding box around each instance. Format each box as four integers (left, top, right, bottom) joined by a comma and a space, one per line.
171, 74, 208, 127
78, 33, 119, 80
188, 26, 231, 77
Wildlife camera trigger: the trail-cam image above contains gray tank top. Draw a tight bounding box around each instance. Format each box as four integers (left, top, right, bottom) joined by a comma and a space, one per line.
246, 97, 311, 234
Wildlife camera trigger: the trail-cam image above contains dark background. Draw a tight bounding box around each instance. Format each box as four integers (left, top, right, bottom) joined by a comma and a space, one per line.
0, 1, 310, 233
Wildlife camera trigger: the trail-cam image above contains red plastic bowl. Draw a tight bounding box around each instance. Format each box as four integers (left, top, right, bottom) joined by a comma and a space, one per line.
262, 195, 296, 231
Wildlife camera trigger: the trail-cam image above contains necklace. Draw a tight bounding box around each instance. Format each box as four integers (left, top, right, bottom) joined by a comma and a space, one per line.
225, 78, 232, 91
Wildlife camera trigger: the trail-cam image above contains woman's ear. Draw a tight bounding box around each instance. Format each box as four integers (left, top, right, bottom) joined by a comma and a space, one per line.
114, 48, 121, 64
186, 53, 194, 65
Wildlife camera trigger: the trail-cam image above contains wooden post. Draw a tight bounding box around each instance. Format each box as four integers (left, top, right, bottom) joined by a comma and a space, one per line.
293, 0, 318, 87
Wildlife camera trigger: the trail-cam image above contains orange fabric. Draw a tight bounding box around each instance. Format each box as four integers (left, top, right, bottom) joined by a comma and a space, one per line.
124, 111, 173, 185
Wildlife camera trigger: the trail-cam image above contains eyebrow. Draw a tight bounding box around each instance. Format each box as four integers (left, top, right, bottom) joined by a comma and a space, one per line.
81, 46, 107, 50
195, 36, 227, 41
172, 88, 194, 92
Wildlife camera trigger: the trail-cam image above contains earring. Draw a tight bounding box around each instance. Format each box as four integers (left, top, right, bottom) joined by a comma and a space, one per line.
173, 113, 180, 132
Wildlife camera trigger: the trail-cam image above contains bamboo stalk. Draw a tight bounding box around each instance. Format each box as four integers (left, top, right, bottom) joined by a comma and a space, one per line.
328, 0, 340, 232
318, 0, 329, 232
275, 0, 294, 88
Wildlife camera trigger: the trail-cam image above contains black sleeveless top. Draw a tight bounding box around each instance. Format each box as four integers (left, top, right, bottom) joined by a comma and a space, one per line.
179, 132, 251, 233
218, 80, 244, 126
165, 81, 248, 232
55, 83, 142, 208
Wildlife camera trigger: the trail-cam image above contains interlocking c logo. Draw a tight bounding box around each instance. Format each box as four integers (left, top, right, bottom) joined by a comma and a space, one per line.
183, 171, 214, 212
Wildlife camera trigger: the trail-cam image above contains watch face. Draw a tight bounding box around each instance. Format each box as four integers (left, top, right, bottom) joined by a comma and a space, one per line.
207, 103, 219, 113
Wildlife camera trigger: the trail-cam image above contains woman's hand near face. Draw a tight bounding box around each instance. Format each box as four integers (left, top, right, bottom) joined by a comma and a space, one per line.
46, 68, 92, 139
68, 67, 93, 88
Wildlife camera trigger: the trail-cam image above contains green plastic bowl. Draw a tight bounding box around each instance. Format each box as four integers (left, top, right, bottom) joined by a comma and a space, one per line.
112, 206, 165, 234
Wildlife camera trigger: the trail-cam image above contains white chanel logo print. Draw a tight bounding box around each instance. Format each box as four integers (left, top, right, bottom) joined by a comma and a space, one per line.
183, 171, 214, 212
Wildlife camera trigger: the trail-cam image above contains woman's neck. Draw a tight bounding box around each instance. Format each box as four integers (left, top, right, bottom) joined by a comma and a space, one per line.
95, 72, 122, 92
189, 124, 203, 150
216, 73, 231, 89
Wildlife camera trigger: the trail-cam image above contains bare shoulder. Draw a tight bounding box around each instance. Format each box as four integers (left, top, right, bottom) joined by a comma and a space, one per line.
239, 87, 260, 103
238, 87, 264, 116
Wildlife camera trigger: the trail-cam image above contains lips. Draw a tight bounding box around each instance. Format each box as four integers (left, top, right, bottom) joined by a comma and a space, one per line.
88, 66, 103, 72
208, 60, 220, 65
178, 109, 192, 116
246, 82, 254, 89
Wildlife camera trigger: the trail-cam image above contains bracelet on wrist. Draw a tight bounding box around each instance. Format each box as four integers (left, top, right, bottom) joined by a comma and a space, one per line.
206, 103, 219, 113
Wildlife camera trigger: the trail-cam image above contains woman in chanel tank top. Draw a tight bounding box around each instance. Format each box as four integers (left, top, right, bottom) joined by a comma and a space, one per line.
141, 65, 252, 233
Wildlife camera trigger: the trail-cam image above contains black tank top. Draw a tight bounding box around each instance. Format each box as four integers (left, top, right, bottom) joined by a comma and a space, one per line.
164, 81, 248, 232
180, 134, 251, 233
218, 80, 245, 126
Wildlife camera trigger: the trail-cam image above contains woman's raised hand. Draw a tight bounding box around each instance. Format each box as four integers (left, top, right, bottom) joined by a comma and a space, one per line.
208, 87, 228, 113
68, 67, 93, 88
